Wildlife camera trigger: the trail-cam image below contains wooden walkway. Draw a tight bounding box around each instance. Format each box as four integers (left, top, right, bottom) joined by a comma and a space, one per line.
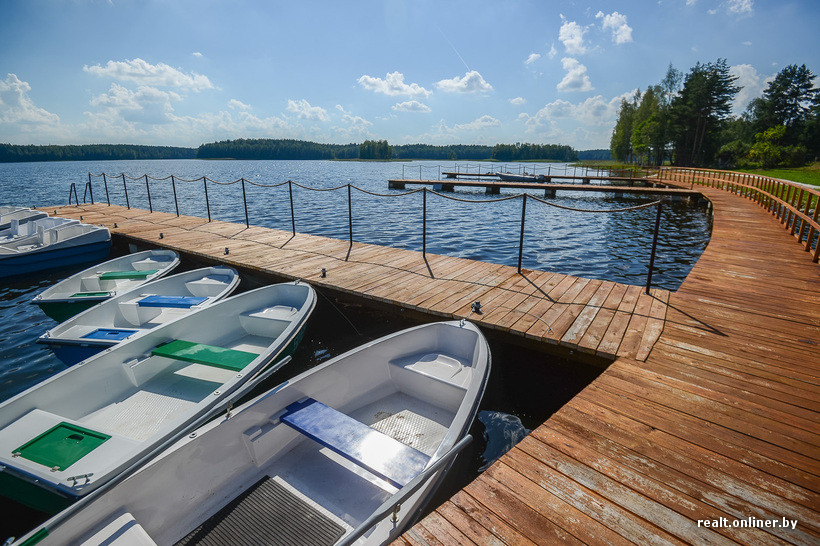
398, 182, 820, 544
44, 203, 669, 362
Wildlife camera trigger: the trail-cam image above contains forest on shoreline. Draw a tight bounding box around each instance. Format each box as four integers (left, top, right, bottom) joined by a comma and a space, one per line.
0, 140, 588, 163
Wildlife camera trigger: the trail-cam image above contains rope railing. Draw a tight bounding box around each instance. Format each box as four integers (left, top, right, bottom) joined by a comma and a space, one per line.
80, 172, 669, 291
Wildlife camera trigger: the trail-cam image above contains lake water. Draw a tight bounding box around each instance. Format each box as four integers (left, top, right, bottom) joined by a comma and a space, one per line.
0, 159, 711, 290
0, 159, 711, 539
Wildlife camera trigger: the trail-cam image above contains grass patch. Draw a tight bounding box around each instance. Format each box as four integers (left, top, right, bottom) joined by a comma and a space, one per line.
736, 163, 820, 187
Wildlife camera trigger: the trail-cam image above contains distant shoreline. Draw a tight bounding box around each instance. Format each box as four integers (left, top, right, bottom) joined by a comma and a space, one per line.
0, 141, 608, 163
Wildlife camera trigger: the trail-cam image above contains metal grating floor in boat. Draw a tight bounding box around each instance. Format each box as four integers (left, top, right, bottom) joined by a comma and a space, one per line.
175, 476, 346, 546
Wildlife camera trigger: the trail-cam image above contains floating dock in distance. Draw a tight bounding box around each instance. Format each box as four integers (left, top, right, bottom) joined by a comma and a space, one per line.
441, 171, 653, 186
388, 179, 702, 199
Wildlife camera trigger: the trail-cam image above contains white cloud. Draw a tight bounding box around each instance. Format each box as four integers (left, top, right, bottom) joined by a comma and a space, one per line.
742, 40, 752, 46
557, 58, 593, 92
436, 70, 493, 93
523, 93, 630, 131
686, 0, 697, 5
558, 16, 588, 55
509, 97, 526, 106
357, 71, 432, 98
729, 64, 771, 113
192, 52, 203, 58
333, 105, 373, 140
707, 8, 717, 14
525, 53, 541, 65
286, 99, 329, 121
392, 100, 431, 113
228, 99, 251, 110
83, 58, 214, 91
519, 90, 637, 147
548, 43, 558, 59
88, 83, 180, 124
596, 11, 633, 44
0, 73, 60, 125
453, 114, 501, 131
726, 0, 754, 16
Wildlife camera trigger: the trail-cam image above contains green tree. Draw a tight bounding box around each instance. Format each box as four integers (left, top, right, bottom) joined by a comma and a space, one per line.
669, 59, 740, 166
610, 93, 638, 161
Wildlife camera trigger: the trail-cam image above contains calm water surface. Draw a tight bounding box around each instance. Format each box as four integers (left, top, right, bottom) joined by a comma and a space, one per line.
0, 159, 710, 538
0, 159, 710, 290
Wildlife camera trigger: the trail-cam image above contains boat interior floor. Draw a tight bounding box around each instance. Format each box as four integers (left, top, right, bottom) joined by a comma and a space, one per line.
80, 365, 233, 441
175, 476, 346, 546
175, 390, 456, 543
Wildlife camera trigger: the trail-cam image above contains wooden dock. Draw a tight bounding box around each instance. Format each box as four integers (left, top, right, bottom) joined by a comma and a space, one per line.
42, 168, 819, 544
43, 203, 669, 362
398, 176, 820, 544
388, 179, 699, 198
440, 171, 653, 185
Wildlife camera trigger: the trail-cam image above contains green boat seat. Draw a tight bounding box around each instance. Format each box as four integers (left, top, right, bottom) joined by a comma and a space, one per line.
69, 291, 111, 298
98, 269, 159, 280
14, 422, 110, 471
151, 340, 259, 371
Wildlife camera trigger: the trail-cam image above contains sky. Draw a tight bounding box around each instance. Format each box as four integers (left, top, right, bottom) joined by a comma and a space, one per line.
0, 0, 818, 150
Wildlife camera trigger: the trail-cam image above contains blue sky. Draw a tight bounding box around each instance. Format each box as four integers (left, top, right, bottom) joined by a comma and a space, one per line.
0, 0, 817, 150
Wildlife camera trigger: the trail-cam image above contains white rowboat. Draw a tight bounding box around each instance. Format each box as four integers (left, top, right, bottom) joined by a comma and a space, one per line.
38, 266, 241, 365
15, 320, 489, 545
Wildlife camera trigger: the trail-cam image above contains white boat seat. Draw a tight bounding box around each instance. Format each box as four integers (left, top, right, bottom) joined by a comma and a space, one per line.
280, 397, 430, 488
83, 512, 157, 546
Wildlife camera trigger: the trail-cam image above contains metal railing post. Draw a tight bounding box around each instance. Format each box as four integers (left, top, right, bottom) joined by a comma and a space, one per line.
87, 173, 96, 204
144, 174, 152, 212
122, 174, 130, 209
288, 180, 296, 235
241, 177, 249, 228
203, 177, 211, 222
517, 194, 527, 273
422, 188, 427, 258
101, 173, 110, 205
171, 175, 179, 216
347, 183, 353, 245
646, 201, 663, 294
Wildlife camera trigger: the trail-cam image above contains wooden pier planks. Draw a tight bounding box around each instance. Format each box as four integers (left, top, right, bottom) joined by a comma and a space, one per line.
46, 203, 669, 362
401, 181, 820, 544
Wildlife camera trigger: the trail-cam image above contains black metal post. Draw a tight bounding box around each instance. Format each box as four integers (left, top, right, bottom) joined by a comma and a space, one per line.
122, 174, 130, 209
101, 173, 110, 205
347, 184, 353, 244
144, 174, 152, 212
171, 175, 179, 216
87, 173, 96, 204
288, 180, 296, 235
646, 201, 663, 294
241, 177, 249, 227
517, 194, 527, 273
422, 188, 427, 258
203, 177, 211, 222
83, 182, 89, 203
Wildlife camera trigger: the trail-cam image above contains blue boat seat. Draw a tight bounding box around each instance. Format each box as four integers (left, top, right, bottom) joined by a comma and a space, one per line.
137, 295, 208, 308
280, 398, 430, 488
81, 328, 138, 341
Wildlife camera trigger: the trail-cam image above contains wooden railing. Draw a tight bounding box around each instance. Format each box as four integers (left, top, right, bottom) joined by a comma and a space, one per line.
659, 167, 820, 263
